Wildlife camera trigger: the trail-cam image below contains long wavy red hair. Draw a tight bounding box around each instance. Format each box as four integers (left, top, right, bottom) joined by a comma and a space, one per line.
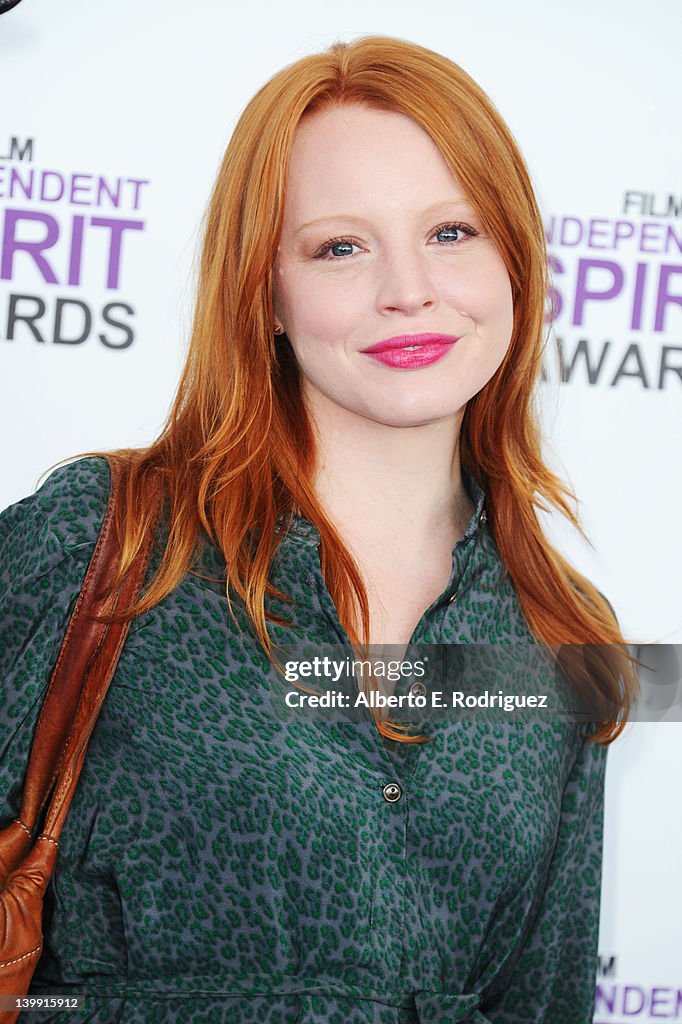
50, 34, 638, 745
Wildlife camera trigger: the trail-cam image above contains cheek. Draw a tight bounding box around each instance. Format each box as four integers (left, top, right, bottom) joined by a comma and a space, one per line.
444, 255, 513, 331
281, 274, 361, 349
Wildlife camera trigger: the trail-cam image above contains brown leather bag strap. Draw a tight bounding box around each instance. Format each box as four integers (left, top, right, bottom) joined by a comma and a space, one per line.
16, 455, 162, 842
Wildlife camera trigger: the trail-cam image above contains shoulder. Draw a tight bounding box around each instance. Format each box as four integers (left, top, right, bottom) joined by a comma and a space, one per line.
0, 455, 113, 604
0, 455, 112, 557
30, 455, 112, 552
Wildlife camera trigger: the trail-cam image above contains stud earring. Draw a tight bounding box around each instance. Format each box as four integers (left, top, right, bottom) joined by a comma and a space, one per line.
274, 323, 284, 335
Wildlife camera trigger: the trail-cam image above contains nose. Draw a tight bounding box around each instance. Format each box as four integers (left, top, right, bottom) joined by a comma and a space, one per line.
375, 245, 438, 316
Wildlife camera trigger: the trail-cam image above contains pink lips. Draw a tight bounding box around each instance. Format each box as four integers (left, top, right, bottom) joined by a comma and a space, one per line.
360, 332, 460, 369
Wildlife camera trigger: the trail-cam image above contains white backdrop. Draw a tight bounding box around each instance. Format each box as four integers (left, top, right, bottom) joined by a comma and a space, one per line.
1, 0, 680, 1017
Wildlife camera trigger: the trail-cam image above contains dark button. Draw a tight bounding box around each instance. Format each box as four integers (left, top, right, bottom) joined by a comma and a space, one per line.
409, 681, 427, 699
382, 782, 402, 803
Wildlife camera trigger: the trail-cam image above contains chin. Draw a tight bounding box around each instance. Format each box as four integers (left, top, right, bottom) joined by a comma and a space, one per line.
357, 403, 461, 430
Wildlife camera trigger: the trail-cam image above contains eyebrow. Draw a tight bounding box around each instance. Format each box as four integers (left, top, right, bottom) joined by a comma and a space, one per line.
294, 199, 476, 236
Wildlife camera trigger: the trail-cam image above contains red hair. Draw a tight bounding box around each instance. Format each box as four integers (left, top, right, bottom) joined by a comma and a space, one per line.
50, 34, 638, 745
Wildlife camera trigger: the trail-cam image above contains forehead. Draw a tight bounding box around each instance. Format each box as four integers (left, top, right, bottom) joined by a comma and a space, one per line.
282, 104, 471, 218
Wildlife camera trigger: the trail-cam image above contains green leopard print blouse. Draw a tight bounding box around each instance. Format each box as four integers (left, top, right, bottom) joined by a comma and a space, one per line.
0, 456, 607, 1023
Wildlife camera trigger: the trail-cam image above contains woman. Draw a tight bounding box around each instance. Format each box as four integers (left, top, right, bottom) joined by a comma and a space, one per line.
0, 34, 637, 1024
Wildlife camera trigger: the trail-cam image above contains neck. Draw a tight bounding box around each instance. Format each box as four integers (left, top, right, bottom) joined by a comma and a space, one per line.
305, 392, 474, 549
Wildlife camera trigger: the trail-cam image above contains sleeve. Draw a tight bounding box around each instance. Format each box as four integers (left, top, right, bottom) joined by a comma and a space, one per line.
481, 729, 608, 1024
0, 458, 110, 830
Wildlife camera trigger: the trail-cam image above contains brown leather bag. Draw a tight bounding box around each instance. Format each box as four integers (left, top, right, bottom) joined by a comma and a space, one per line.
0, 455, 162, 1021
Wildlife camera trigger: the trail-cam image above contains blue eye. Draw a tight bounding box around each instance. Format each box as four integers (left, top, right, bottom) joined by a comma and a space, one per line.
313, 237, 360, 260
432, 222, 479, 245
435, 224, 465, 243
327, 239, 352, 256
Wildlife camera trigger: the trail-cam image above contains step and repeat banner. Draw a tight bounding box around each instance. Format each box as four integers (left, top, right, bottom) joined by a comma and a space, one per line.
1, 0, 680, 1018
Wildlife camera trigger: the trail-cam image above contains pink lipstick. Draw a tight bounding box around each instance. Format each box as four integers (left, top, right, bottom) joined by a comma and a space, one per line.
360, 332, 460, 369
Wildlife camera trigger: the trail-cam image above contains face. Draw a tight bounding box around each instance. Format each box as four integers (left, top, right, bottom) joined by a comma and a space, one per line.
273, 103, 514, 431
